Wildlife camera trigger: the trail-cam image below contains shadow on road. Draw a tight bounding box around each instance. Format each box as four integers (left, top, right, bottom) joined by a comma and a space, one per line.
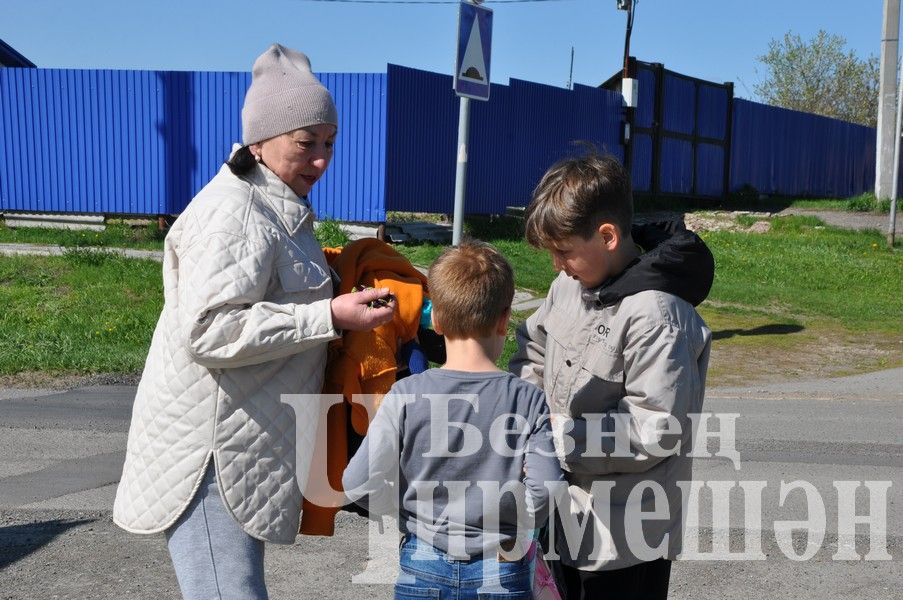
712, 323, 804, 341
0, 517, 96, 569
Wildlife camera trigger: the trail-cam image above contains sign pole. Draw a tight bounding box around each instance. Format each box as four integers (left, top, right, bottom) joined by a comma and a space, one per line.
452, 96, 471, 246
452, 0, 492, 246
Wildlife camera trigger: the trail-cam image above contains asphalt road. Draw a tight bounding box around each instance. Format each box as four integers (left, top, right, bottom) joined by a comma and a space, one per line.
1, 370, 901, 599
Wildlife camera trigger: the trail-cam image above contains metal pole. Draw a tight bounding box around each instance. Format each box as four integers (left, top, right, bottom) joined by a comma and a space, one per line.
890, 60, 902, 247
452, 96, 471, 246
890, 189, 899, 247
876, 0, 901, 199
567, 46, 574, 90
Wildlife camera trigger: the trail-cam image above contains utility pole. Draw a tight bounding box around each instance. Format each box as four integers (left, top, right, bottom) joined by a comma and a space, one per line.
567, 46, 574, 90
875, 0, 900, 200
890, 61, 902, 247
618, 0, 635, 78
617, 1, 638, 179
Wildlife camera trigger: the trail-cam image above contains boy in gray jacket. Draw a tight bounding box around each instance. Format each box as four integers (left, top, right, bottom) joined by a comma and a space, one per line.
343, 242, 564, 598
509, 152, 714, 600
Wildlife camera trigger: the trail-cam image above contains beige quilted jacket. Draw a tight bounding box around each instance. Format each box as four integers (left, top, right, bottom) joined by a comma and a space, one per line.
113, 161, 340, 543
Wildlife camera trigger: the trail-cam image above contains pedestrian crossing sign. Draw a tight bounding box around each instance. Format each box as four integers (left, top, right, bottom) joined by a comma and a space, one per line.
454, 1, 493, 101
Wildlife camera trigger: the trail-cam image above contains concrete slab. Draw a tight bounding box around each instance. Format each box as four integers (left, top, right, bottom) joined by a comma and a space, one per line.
512, 297, 544, 312
2, 213, 105, 231
0, 243, 163, 262
384, 221, 453, 244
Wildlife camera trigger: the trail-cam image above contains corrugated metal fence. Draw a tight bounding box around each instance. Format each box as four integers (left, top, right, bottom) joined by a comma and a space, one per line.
730, 99, 878, 198
386, 65, 623, 215
0, 68, 387, 221
0, 64, 888, 221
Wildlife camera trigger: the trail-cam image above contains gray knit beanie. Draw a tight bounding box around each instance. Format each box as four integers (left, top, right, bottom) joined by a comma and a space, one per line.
241, 44, 338, 145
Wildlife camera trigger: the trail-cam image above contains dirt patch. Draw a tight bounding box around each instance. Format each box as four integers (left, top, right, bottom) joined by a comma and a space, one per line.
707, 331, 903, 387
637, 210, 774, 233
0, 371, 140, 389
777, 207, 901, 232
637, 207, 903, 236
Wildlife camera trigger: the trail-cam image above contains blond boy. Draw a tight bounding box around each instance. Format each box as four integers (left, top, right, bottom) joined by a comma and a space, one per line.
344, 242, 564, 597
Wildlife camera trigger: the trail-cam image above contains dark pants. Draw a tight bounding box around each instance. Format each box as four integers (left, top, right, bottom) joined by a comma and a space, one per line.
559, 559, 672, 600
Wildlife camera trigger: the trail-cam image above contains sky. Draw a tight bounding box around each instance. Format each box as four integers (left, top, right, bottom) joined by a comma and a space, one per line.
1, 0, 886, 100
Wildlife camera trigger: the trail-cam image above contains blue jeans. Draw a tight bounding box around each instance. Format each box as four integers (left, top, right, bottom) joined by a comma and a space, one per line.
395, 535, 533, 600
165, 463, 268, 600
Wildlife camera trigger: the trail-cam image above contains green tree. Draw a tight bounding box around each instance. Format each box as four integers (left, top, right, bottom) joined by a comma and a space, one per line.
754, 30, 879, 127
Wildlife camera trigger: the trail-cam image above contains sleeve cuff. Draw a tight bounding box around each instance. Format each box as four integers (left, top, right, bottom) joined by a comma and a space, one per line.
294, 297, 341, 342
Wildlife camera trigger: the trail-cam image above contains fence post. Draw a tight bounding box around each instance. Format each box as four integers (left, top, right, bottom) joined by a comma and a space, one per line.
723, 82, 735, 203
651, 63, 665, 199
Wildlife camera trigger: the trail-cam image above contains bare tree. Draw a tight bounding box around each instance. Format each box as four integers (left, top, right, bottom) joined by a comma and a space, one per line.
754, 30, 879, 127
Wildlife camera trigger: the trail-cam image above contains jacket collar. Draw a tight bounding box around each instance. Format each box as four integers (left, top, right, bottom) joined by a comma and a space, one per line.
240, 155, 316, 237
581, 221, 715, 308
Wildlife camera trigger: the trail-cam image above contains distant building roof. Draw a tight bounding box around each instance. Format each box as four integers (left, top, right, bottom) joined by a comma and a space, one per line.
0, 38, 36, 68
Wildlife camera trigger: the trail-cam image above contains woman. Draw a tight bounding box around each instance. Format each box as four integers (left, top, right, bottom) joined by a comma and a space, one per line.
112, 44, 395, 599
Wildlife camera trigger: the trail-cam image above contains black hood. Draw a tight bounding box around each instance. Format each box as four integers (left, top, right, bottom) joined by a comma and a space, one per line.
582, 221, 715, 308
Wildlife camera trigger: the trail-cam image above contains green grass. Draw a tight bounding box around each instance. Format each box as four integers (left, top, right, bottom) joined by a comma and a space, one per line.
395, 243, 445, 272
396, 240, 556, 295
1, 213, 899, 377
314, 220, 351, 248
0, 220, 166, 250
786, 193, 891, 213
400, 215, 901, 332
2, 217, 354, 252
396, 215, 557, 294
700, 216, 900, 332
398, 215, 902, 374
786, 198, 850, 210
0, 252, 163, 374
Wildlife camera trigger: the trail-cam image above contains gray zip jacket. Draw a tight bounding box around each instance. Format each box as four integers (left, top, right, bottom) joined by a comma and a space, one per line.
509, 223, 714, 571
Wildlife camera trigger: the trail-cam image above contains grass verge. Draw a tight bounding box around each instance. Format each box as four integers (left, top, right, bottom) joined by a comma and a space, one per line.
403, 215, 902, 385
790, 193, 892, 213
1, 214, 899, 386
0, 220, 166, 250
1, 218, 354, 253
0, 251, 162, 375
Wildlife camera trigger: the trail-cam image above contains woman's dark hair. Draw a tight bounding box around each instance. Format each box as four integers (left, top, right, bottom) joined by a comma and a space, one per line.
226, 145, 257, 175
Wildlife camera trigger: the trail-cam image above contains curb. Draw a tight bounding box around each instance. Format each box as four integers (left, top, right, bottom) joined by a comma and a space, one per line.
0, 243, 163, 262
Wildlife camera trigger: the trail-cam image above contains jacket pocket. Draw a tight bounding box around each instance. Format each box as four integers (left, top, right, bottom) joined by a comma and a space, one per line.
276, 260, 330, 294
586, 348, 624, 382
568, 348, 624, 415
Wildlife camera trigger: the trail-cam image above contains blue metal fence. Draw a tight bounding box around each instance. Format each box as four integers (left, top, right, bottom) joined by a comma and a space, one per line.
385, 65, 622, 215
730, 99, 877, 198
0, 68, 387, 220
0, 65, 889, 221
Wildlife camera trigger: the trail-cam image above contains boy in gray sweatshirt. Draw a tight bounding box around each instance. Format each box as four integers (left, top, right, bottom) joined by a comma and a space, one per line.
343, 242, 564, 598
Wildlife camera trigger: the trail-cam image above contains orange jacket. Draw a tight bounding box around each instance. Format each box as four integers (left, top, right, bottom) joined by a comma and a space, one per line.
300, 238, 428, 535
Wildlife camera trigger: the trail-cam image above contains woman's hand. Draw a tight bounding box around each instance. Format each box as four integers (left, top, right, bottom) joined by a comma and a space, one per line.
330, 287, 396, 331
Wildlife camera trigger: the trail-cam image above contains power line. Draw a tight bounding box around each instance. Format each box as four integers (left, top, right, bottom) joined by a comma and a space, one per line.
292, 0, 575, 4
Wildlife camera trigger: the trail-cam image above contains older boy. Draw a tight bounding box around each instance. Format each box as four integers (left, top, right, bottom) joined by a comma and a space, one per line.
343, 242, 564, 598
509, 152, 714, 600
